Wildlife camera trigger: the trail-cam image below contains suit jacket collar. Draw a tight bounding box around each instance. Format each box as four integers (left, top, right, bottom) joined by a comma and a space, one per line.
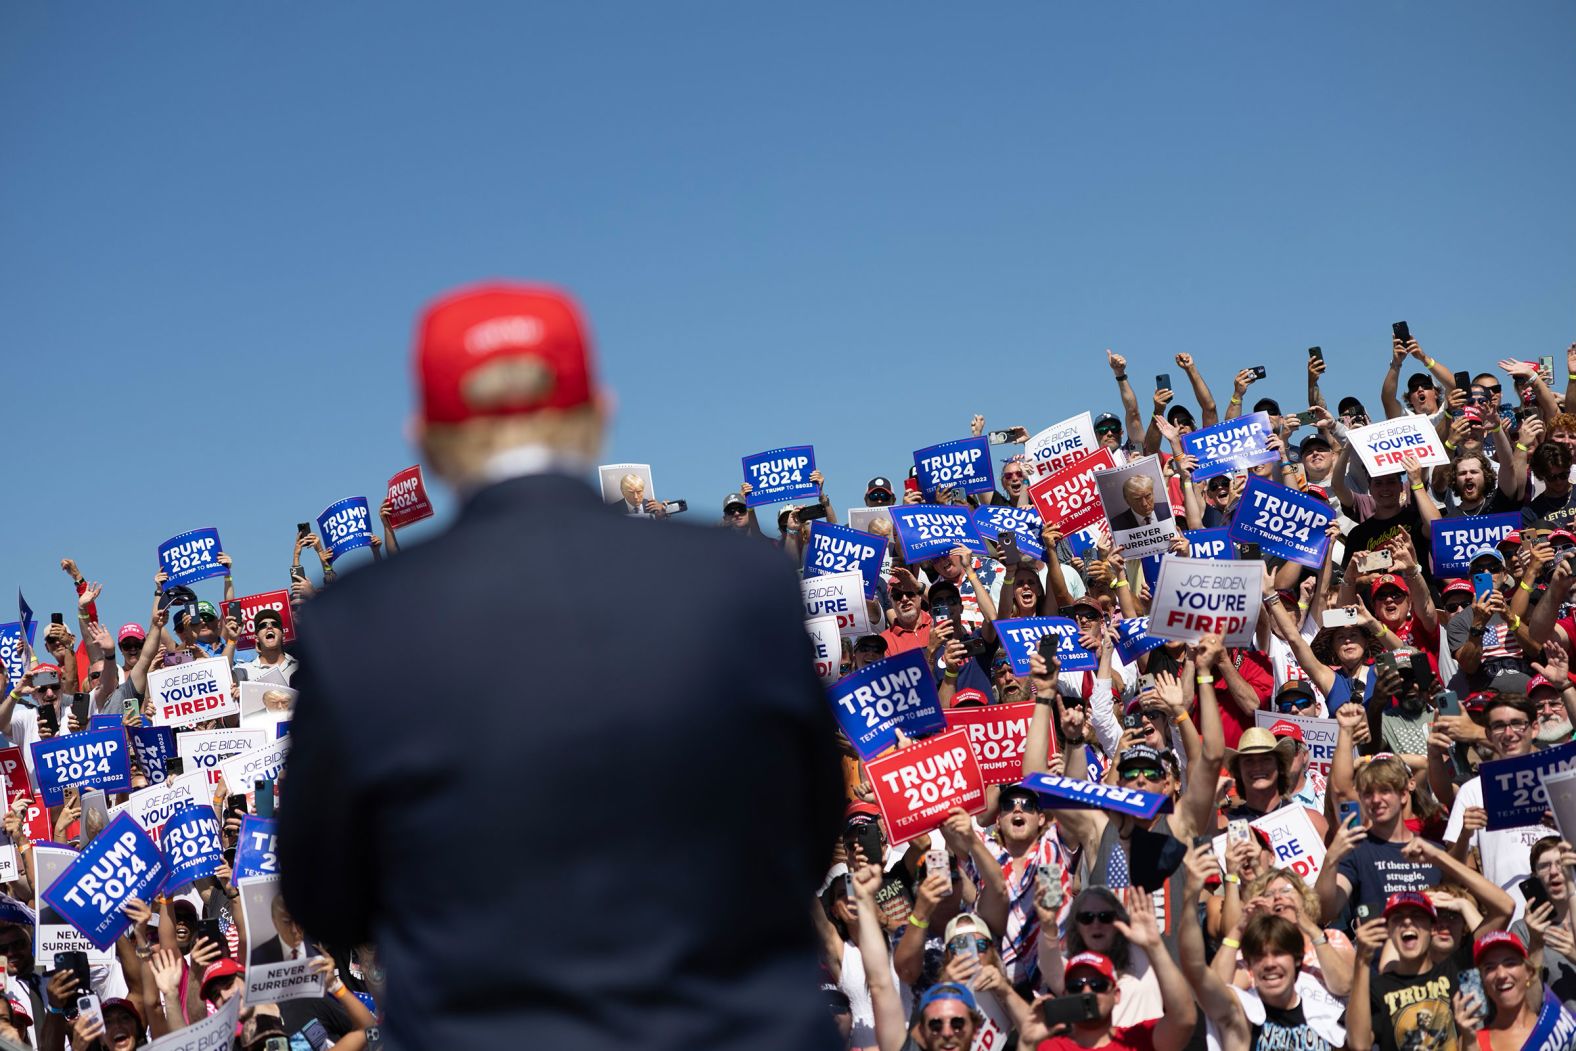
461, 472, 603, 520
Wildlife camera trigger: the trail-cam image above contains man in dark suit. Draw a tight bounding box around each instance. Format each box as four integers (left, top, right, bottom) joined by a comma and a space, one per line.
278, 283, 844, 1051
1108, 473, 1173, 531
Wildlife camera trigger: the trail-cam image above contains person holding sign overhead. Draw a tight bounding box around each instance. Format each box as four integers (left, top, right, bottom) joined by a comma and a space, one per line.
278, 283, 843, 1051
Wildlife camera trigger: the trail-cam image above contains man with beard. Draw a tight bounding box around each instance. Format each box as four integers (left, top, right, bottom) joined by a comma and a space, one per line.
1222, 728, 1329, 840
1439, 449, 1521, 517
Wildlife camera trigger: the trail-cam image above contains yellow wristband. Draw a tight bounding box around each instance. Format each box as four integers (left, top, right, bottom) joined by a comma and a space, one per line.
1224, 875, 1241, 886
1410, 483, 1425, 491
1425, 357, 1436, 368
1195, 675, 1211, 685
909, 914, 930, 929
1517, 443, 1530, 452
1297, 602, 1310, 611
1229, 396, 1242, 406
1510, 615, 1522, 630
1521, 580, 1534, 592
1113, 578, 1129, 589
1176, 710, 1192, 724
1444, 440, 1457, 452
1222, 935, 1241, 947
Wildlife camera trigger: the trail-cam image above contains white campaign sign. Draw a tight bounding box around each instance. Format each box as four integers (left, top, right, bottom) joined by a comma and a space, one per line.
805, 616, 842, 685
1025, 413, 1097, 480
147, 657, 237, 728
1211, 805, 1327, 885
1148, 556, 1263, 648
1347, 416, 1449, 478
801, 571, 872, 638
145, 993, 239, 1050
218, 735, 291, 795
109, 772, 209, 844
179, 729, 268, 790
1254, 710, 1346, 812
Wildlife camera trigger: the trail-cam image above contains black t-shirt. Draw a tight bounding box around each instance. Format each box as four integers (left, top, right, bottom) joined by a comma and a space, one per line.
1336, 836, 1444, 918
1525, 487, 1576, 528
1343, 503, 1432, 573
1442, 487, 1522, 518
1368, 939, 1472, 1051
1252, 999, 1332, 1050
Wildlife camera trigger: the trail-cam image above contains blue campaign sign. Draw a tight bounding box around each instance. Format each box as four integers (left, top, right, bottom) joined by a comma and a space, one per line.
233, 814, 279, 880
889, 506, 987, 563
317, 497, 375, 562
31, 730, 133, 806
16, 592, 32, 648
157, 528, 226, 589
1114, 617, 1166, 664
1018, 773, 1173, 819
740, 445, 818, 507
129, 726, 176, 786
88, 714, 120, 734
1480, 740, 1576, 831
160, 804, 223, 886
1184, 528, 1232, 560
0, 621, 34, 694
43, 812, 168, 950
1432, 513, 1520, 577
972, 505, 1046, 561
996, 617, 1095, 675
803, 521, 885, 598
1180, 412, 1279, 481
913, 437, 995, 496
1228, 477, 1334, 569
828, 648, 946, 760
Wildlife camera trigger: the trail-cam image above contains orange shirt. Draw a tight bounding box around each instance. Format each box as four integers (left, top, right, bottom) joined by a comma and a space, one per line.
879, 611, 933, 656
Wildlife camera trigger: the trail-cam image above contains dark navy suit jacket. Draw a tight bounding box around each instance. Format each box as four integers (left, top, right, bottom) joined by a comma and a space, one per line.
279, 473, 844, 1050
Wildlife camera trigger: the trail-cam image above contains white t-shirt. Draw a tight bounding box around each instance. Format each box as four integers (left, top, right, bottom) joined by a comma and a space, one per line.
1443, 775, 1547, 893
233, 652, 297, 686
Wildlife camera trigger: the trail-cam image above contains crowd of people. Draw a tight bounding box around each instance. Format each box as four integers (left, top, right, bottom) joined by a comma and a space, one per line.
4, 326, 1576, 1051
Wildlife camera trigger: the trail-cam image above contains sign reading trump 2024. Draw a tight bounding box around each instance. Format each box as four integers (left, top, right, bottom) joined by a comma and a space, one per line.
43, 811, 168, 950
804, 521, 885, 598
384, 465, 435, 529
889, 506, 985, 562
866, 729, 987, 843
148, 656, 237, 729
161, 804, 224, 886
1229, 477, 1334, 568
972, 505, 1045, 560
317, 497, 374, 562
1432, 513, 1520, 576
1481, 740, 1576, 831
996, 617, 1097, 675
913, 437, 994, 496
829, 649, 945, 760
1348, 416, 1449, 477
1148, 556, 1264, 648
1180, 412, 1278, 481
32, 730, 132, 806
741, 446, 818, 507
157, 528, 227, 589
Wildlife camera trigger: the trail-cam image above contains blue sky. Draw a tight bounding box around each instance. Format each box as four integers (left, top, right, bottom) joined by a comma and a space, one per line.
2, 3, 1573, 631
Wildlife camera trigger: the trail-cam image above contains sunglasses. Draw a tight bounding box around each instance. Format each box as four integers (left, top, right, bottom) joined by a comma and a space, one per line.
1121, 766, 1164, 784
1094, 425, 1122, 435
1277, 698, 1314, 712
1000, 796, 1039, 813
926, 1017, 969, 1034
723, 508, 747, 517
1478, 384, 1502, 394
1067, 975, 1112, 993
1002, 472, 1026, 481
1077, 910, 1117, 925
892, 589, 919, 599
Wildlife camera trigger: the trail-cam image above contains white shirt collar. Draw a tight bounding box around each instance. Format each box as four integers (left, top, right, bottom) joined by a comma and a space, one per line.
463, 444, 596, 496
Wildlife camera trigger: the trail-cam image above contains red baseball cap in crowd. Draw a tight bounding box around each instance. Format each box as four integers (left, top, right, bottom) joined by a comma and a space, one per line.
1442, 579, 1474, 597
201, 958, 243, 997
1370, 574, 1409, 598
116, 623, 146, 644
1064, 951, 1117, 983
415, 283, 597, 425
1473, 929, 1528, 965
1266, 719, 1305, 745
1383, 891, 1437, 920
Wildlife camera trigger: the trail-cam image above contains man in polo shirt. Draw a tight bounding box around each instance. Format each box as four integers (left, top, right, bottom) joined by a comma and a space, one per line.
233, 608, 297, 686
880, 570, 931, 656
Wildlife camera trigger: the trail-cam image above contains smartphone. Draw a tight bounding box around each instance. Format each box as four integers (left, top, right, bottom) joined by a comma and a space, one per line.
1520, 876, 1553, 914
290, 565, 307, 583
225, 793, 248, 818
1454, 370, 1472, 392
1375, 652, 1400, 677
1356, 904, 1373, 922
1156, 373, 1172, 392
1226, 819, 1252, 846
1041, 992, 1100, 1027
296, 522, 311, 538
76, 993, 103, 1032
925, 849, 951, 888
297, 1019, 331, 1051
264, 1039, 291, 1051
1339, 800, 1362, 828
254, 779, 275, 820
1121, 711, 1145, 731
1436, 690, 1462, 717
843, 872, 856, 900
932, 602, 953, 623
223, 847, 237, 868
1392, 321, 1412, 344
196, 918, 225, 955
1308, 346, 1323, 363
1137, 673, 1158, 694
1294, 410, 1318, 426
50, 613, 63, 626
37, 705, 58, 736
797, 504, 828, 523
1037, 634, 1058, 667
1540, 356, 1555, 385
995, 531, 1023, 567
1034, 865, 1062, 911
1458, 967, 1487, 1022
70, 695, 90, 728
986, 430, 1017, 445
849, 823, 882, 867
903, 476, 920, 495
1237, 542, 1262, 561
55, 951, 90, 993
1322, 607, 1360, 628
1250, 365, 1267, 380
226, 601, 242, 622
1354, 549, 1394, 573
1473, 571, 1495, 601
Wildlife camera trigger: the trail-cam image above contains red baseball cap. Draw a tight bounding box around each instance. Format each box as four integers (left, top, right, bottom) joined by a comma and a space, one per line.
1064, 951, 1116, 983
1442, 578, 1475, 596
201, 958, 243, 997
1266, 719, 1305, 744
415, 283, 597, 425
1528, 674, 1561, 695
1500, 531, 1523, 547
116, 623, 146, 644
1370, 574, 1409, 598
952, 688, 989, 708
1383, 891, 1437, 920
844, 800, 880, 821
1473, 929, 1528, 965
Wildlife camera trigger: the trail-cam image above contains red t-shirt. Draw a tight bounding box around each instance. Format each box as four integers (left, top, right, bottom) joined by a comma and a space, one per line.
1198, 648, 1273, 750
879, 611, 933, 656
1038, 1019, 1158, 1051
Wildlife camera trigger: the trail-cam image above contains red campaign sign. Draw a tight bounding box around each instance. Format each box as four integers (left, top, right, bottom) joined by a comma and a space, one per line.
385, 465, 434, 529
22, 796, 49, 843
1029, 448, 1116, 535
236, 591, 295, 650
866, 729, 987, 844
943, 703, 1057, 786
0, 747, 28, 802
